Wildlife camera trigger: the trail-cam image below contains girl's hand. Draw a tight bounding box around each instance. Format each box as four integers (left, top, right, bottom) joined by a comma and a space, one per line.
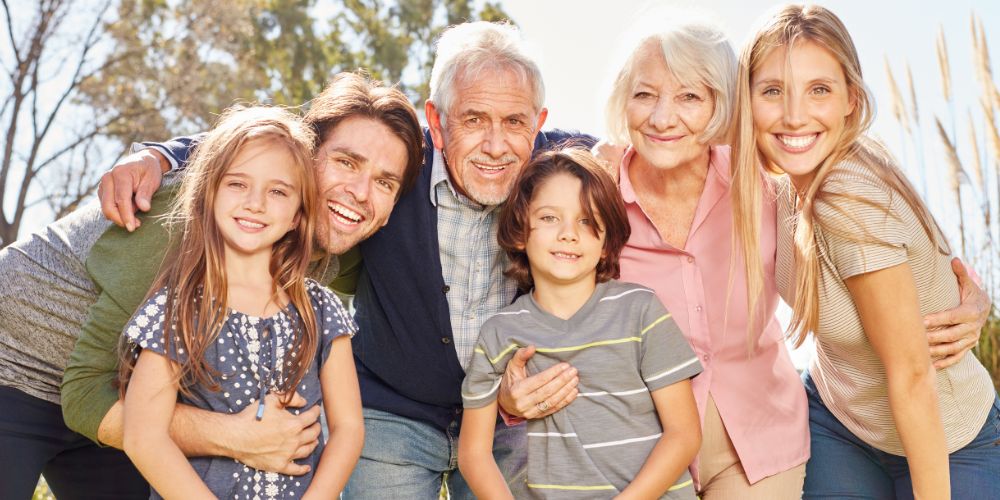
925, 257, 991, 369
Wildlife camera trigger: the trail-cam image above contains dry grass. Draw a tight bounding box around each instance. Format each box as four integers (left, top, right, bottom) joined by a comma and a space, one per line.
895, 12, 999, 389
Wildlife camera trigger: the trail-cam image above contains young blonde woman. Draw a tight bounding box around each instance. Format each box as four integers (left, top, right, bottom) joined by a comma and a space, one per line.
733, 5, 1000, 499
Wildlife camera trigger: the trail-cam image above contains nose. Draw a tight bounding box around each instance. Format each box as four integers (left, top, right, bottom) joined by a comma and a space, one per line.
783, 94, 807, 129
479, 123, 510, 159
648, 98, 678, 130
243, 187, 266, 213
558, 219, 579, 242
345, 170, 371, 203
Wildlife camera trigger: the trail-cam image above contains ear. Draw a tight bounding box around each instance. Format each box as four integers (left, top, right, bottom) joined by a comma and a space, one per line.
289, 212, 301, 232
845, 89, 858, 117
426, 100, 446, 151
533, 107, 549, 135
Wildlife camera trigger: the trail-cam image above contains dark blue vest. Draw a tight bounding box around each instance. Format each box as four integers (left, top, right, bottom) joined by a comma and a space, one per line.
352, 128, 593, 430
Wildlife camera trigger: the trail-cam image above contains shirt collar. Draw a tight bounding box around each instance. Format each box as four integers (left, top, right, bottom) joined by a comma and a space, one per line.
429, 149, 457, 207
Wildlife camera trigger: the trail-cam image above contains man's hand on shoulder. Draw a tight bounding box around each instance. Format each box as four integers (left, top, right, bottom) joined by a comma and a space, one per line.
98, 148, 169, 231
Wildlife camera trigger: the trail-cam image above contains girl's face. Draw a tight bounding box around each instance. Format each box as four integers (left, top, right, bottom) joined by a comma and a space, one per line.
751, 40, 855, 191
523, 172, 605, 291
625, 40, 715, 172
214, 139, 303, 260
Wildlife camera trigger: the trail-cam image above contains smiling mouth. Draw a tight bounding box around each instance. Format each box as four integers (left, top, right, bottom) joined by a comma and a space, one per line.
646, 133, 683, 143
236, 218, 266, 230
778, 133, 819, 150
473, 162, 510, 173
552, 251, 581, 260
328, 202, 363, 226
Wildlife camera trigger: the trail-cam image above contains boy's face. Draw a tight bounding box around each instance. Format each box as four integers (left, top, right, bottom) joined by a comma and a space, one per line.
522, 172, 605, 292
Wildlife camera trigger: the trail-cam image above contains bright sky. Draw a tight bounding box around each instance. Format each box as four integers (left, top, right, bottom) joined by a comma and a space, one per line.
498, 0, 1000, 366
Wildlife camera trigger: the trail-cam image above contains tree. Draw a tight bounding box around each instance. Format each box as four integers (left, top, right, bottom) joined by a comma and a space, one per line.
0, 0, 145, 246
2, 0, 511, 247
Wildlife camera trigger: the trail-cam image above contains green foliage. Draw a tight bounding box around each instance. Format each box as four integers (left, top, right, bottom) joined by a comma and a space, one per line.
78, 0, 514, 141
975, 309, 1000, 391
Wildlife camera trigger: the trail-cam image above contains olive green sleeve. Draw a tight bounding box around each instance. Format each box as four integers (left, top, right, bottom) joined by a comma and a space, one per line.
61, 185, 179, 443
327, 245, 362, 295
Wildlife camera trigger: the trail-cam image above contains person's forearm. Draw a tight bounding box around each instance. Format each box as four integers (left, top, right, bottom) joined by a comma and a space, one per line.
302, 420, 364, 499
888, 366, 950, 500
99, 398, 245, 457
124, 431, 215, 499
457, 451, 513, 500
616, 433, 699, 499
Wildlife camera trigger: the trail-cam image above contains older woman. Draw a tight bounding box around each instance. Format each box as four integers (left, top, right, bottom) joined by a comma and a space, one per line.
498, 18, 991, 500
603, 22, 806, 498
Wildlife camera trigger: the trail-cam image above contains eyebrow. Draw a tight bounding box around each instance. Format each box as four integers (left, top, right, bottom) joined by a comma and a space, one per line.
329, 146, 401, 183
327, 146, 368, 164
222, 171, 297, 189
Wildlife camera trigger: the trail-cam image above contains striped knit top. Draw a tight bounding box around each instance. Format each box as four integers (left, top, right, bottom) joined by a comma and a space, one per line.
462, 280, 702, 498
775, 162, 995, 455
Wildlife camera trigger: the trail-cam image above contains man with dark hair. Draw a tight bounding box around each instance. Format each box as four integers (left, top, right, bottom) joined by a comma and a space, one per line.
0, 71, 423, 499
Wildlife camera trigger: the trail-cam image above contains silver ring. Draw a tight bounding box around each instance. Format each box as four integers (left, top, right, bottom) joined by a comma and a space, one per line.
536, 400, 550, 413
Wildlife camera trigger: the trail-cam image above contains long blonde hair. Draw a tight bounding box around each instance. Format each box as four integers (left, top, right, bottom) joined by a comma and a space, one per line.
731, 4, 949, 345
119, 106, 319, 402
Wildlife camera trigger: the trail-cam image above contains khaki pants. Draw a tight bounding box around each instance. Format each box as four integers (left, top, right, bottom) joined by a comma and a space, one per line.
697, 395, 805, 500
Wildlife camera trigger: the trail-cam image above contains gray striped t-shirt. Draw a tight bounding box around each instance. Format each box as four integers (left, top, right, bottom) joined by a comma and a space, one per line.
462, 280, 702, 499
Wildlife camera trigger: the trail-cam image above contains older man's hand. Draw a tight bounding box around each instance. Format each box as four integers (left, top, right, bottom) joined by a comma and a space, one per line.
497, 346, 579, 420
98, 148, 169, 231
925, 257, 992, 369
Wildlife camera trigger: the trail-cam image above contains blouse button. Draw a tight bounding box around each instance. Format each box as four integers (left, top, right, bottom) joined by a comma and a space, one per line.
695, 305, 703, 312
686, 256, 694, 263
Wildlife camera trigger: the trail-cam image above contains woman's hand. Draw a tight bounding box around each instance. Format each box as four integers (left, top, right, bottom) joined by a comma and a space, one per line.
496, 346, 579, 420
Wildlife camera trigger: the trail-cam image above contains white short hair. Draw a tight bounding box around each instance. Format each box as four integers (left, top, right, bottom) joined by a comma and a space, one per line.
429, 21, 545, 120
605, 21, 736, 145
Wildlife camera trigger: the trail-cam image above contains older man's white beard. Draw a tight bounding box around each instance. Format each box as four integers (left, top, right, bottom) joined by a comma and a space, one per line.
462, 153, 521, 206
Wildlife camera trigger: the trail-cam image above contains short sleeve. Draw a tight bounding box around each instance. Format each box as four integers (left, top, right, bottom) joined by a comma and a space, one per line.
638, 296, 702, 392
461, 323, 509, 409
308, 280, 358, 367
815, 166, 911, 280
123, 287, 185, 362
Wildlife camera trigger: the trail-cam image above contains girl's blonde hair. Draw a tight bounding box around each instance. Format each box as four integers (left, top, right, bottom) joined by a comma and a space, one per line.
119, 105, 319, 403
731, 4, 949, 345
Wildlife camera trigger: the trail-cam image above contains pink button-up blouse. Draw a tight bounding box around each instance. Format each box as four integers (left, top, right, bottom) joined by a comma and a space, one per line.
618, 145, 808, 487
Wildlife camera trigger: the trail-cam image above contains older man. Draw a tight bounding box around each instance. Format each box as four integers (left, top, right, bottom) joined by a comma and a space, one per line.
0, 72, 423, 500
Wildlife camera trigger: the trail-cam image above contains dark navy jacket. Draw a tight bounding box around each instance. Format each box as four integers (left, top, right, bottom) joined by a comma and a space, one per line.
353, 128, 594, 430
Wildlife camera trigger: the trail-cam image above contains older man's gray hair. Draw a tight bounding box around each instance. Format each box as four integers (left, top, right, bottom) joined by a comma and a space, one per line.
429, 21, 545, 123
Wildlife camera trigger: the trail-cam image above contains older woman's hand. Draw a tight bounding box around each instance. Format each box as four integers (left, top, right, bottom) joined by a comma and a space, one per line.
497, 346, 579, 420
590, 140, 626, 183
925, 257, 992, 369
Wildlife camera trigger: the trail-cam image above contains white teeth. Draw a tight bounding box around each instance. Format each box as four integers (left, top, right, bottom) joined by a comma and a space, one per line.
780, 134, 818, 149
328, 202, 361, 224
475, 163, 506, 171
553, 252, 579, 259
237, 219, 264, 229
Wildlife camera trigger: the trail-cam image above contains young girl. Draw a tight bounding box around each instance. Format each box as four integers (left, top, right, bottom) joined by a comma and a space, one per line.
732, 5, 1000, 499
458, 148, 702, 499
119, 106, 363, 499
